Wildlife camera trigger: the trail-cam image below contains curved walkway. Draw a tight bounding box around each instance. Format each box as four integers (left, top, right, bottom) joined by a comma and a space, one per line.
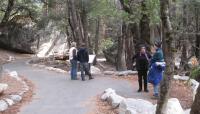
3, 60, 150, 114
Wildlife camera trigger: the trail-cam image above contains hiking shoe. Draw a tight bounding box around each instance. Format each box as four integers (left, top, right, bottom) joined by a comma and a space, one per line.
137, 89, 142, 92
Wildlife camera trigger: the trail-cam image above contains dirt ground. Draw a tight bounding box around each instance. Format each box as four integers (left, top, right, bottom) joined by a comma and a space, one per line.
92, 75, 193, 114
0, 76, 34, 114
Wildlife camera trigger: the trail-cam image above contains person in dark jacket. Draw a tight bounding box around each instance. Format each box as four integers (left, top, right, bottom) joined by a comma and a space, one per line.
77, 43, 93, 81
132, 45, 152, 92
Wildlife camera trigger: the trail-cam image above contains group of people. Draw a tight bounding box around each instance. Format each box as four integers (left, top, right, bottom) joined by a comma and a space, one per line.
69, 42, 94, 81
69, 40, 165, 98
132, 41, 166, 99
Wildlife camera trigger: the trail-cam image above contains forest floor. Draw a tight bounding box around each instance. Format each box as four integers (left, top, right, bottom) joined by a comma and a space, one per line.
0, 49, 193, 114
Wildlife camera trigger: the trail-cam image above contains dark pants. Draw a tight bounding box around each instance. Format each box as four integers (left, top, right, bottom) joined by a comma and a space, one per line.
80, 62, 92, 80
138, 70, 148, 90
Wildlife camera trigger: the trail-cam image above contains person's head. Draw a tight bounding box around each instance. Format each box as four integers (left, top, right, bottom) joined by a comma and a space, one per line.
154, 40, 162, 49
140, 45, 146, 54
81, 43, 86, 48
71, 42, 76, 47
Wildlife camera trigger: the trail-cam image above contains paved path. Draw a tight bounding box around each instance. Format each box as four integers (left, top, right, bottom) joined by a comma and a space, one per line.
3, 60, 150, 114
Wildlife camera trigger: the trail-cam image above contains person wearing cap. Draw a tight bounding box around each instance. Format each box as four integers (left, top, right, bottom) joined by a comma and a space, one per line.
69, 42, 78, 80
132, 45, 152, 92
77, 43, 94, 81
148, 41, 166, 99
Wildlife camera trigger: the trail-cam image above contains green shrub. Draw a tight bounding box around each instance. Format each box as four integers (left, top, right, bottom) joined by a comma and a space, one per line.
190, 67, 200, 79
100, 38, 114, 50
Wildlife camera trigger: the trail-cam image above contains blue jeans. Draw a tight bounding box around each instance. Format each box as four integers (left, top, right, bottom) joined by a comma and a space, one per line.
153, 84, 159, 96
70, 60, 77, 80
80, 62, 92, 80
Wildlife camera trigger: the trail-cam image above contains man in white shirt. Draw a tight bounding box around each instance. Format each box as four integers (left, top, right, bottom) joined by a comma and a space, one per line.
69, 42, 78, 80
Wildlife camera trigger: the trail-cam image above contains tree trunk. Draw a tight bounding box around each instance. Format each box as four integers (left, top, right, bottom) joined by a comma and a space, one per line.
1, 0, 15, 24
156, 0, 174, 114
116, 22, 127, 71
195, 7, 200, 60
140, 0, 151, 49
125, 24, 134, 70
191, 85, 200, 114
94, 18, 100, 55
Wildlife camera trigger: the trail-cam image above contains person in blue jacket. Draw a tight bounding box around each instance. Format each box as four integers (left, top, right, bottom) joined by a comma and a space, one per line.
148, 41, 165, 98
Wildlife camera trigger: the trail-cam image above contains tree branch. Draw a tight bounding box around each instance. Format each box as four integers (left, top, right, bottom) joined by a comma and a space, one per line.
119, 0, 132, 14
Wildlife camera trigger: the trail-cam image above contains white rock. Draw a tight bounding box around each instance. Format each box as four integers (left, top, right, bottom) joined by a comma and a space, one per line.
9, 71, 21, 81
162, 98, 184, 114
119, 98, 155, 114
4, 98, 14, 106
189, 79, 199, 100
0, 83, 8, 94
117, 70, 137, 76
173, 75, 181, 80
104, 88, 115, 93
91, 66, 101, 74
184, 109, 191, 114
10, 95, 22, 102
108, 93, 125, 108
0, 100, 8, 111
179, 76, 190, 81
101, 88, 116, 101
104, 71, 116, 75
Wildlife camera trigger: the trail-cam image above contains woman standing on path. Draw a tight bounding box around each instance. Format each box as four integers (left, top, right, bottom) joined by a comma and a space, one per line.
69, 42, 78, 80
148, 41, 166, 99
132, 45, 152, 92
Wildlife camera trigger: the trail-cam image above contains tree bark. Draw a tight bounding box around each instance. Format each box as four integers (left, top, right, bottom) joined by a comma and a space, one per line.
191, 85, 200, 114
156, 0, 174, 114
140, 0, 151, 49
116, 22, 127, 71
195, 7, 200, 60
1, 0, 15, 24
94, 17, 100, 55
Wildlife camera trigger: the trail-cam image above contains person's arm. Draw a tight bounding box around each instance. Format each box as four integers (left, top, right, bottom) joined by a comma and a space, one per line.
77, 50, 80, 61
132, 54, 137, 63
86, 50, 89, 62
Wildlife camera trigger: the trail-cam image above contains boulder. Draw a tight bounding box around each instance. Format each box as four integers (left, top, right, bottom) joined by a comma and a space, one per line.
0, 100, 8, 111
179, 76, 190, 81
4, 98, 14, 106
119, 98, 155, 114
117, 70, 138, 76
0, 83, 8, 94
9, 71, 21, 81
107, 93, 125, 108
10, 95, 22, 102
189, 79, 199, 100
104, 71, 116, 75
184, 109, 191, 114
162, 98, 184, 114
101, 88, 116, 101
0, 23, 37, 53
91, 66, 101, 74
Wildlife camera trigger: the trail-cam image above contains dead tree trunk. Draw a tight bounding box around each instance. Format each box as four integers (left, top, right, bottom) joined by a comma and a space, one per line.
156, 0, 174, 114
191, 85, 200, 114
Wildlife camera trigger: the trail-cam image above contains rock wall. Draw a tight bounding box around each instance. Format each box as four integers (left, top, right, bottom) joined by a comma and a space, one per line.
0, 23, 37, 53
